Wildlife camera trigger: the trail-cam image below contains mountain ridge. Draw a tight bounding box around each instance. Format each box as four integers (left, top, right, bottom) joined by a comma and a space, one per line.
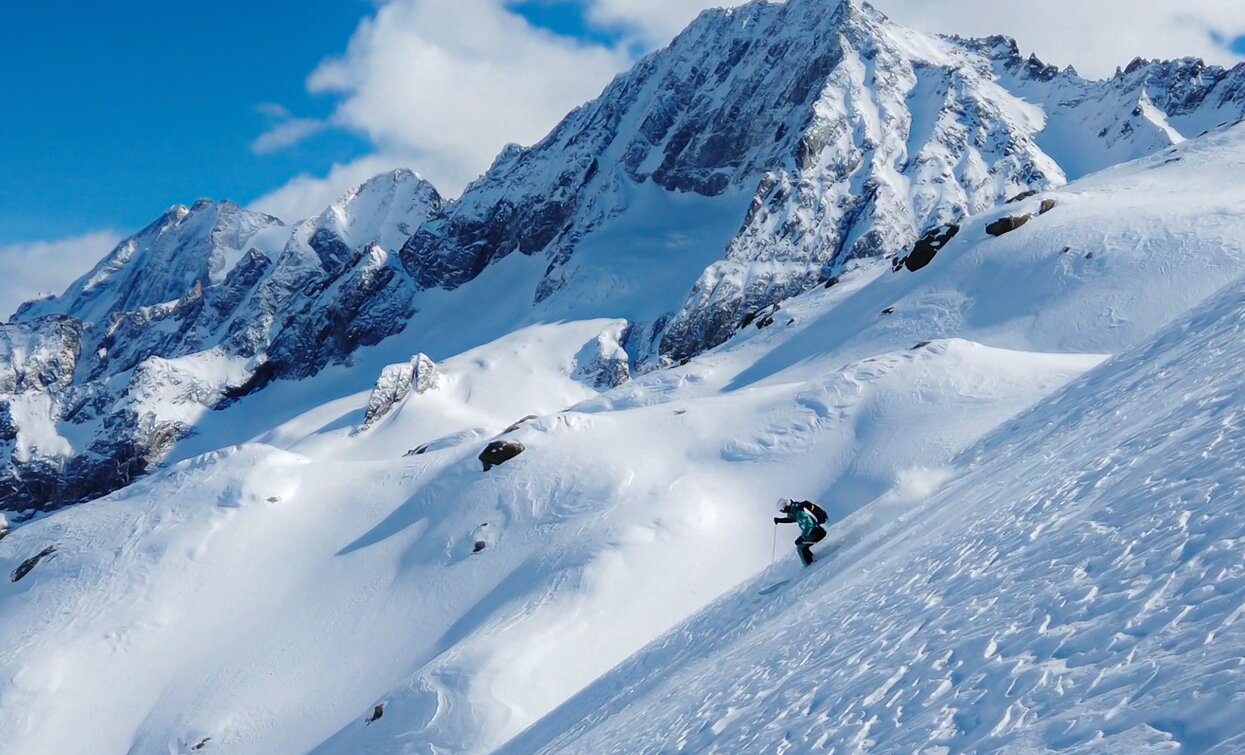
2, 0, 1243, 513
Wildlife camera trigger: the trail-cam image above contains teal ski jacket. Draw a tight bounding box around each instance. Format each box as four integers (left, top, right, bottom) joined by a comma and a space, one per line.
776, 503, 820, 537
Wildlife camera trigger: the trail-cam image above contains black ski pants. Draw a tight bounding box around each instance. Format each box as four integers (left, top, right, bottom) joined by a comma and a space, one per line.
796, 526, 827, 566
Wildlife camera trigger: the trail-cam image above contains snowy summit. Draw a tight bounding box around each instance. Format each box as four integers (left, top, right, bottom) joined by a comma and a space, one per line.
3, 0, 1245, 753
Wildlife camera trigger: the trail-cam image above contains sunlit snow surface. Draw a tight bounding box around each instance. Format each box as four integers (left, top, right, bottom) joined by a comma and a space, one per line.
2, 127, 1245, 754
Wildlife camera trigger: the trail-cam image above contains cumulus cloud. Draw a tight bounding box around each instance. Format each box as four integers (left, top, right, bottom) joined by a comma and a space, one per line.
305, 0, 631, 195
0, 231, 122, 320
877, 0, 1245, 78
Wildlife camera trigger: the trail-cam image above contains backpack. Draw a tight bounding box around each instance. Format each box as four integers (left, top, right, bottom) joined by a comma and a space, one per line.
800, 501, 828, 525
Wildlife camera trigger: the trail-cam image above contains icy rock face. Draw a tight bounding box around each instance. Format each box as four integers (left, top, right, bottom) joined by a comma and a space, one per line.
0, 316, 83, 393
398, 0, 1063, 363
572, 323, 632, 390
972, 37, 1245, 178
358, 354, 439, 432
0, 173, 441, 511
400, 0, 1245, 366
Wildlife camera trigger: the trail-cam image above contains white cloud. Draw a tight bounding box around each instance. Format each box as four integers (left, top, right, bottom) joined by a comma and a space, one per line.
248, 153, 417, 223
876, 0, 1245, 78
0, 231, 122, 320
305, 0, 631, 195
581, 0, 1243, 78
251, 116, 329, 155
584, 0, 742, 48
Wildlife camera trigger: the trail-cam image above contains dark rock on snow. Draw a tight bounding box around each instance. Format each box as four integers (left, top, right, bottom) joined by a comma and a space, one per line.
11, 545, 56, 583
366, 703, 386, 725
480, 441, 526, 472
986, 214, 1032, 237
896, 223, 960, 273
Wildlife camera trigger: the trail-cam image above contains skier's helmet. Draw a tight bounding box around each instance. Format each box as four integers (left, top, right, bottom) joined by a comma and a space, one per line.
777, 497, 793, 512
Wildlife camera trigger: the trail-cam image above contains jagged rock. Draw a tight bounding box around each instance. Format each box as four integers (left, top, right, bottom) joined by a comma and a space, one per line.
986, 214, 1032, 237
0, 514, 9, 542
742, 304, 781, 331
479, 441, 525, 472
358, 354, 439, 432
1040, 198, 1058, 214
191, 737, 212, 751
1007, 189, 1039, 203
881, 307, 896, 316
571, 323, 631, 390
897, 224, 961, 273
0, 316, 84, 394
11, 545, 56, 583
366, 703, 386, 725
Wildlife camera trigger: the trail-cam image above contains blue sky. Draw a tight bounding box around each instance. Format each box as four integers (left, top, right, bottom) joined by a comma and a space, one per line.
2, 0, 1243, 252
0, 1, 614, 245
0, 1, 371, 243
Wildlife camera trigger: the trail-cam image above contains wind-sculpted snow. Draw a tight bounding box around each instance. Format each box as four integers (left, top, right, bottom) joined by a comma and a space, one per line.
502, 269, 1245, 755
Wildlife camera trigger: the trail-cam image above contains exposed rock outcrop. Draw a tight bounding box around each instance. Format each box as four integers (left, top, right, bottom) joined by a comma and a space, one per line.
479, 441, 525, 472
572, 324, 631, 391
986, 214, 1032, 237
358, 354, 439, 432
895, 224, 961, 273
10, 544, 56, 583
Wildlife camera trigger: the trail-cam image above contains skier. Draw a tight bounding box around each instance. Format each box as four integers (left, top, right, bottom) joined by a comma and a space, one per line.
774, 498, 829, 566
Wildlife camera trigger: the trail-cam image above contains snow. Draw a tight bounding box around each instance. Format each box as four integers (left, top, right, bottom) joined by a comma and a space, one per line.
5, 3, 1245, 751
6, 391, 72, 461
504, 253, 1245, 755
3, 122, 1245, 753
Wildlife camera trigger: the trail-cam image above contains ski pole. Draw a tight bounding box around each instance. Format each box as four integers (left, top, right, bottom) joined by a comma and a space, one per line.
771, 522, 778, 565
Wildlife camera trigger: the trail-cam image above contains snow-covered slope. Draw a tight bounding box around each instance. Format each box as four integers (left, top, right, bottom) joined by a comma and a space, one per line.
503, 221, 1245, 755
3, 118, 1245, 754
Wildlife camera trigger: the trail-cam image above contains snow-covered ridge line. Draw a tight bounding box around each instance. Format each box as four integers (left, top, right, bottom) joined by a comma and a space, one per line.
3, 0, 1244, 517
1, 117, 1244, 753
0, 170, 442, 511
